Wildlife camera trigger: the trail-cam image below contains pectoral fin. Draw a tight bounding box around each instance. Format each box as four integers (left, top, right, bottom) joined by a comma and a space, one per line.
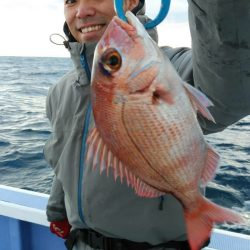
183, 83, 215, 123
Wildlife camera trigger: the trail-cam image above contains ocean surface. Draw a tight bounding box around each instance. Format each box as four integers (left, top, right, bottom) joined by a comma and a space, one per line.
0, 56, 249, 235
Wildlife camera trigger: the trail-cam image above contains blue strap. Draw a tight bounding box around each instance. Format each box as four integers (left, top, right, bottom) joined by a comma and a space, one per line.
114, 0, 171, 29
77, 50, 92, 223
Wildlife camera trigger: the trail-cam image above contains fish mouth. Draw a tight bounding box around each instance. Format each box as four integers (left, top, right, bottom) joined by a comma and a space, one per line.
112, 15, 137, 39
110, 10, 147, 40
98, 11, 145, 51
125, 11, 148, 38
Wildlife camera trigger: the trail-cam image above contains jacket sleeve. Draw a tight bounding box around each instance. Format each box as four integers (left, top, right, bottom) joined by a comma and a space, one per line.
188, 0, 250, 133
46, 176, 67, 222
44, 86, 61, 168
44, 86, 67, 221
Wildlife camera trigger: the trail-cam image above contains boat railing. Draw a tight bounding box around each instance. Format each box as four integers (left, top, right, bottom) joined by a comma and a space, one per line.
0, 185, 249, 250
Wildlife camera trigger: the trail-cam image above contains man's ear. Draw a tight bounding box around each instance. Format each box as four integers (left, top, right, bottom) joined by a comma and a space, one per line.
124, 0, 140, 12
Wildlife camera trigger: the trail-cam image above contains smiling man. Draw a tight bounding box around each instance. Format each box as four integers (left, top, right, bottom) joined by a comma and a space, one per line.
64, 0, 132, 43
44, 0, 250, 250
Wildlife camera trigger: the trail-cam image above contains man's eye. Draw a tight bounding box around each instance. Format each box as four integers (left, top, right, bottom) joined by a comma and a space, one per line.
65, 0, 76, 4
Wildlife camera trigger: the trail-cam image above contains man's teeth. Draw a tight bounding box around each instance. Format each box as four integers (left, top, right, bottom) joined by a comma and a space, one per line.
81, 25, 102, 34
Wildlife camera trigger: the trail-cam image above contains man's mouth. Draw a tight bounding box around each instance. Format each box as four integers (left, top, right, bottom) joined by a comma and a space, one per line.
80, 24, 104, 34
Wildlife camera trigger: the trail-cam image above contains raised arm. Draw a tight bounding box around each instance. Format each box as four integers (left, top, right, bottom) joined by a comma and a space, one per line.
188, 0, 250, 133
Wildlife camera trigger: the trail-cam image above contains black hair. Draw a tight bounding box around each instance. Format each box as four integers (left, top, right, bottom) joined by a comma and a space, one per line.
132, 0, 145, 15
63, 22, 77, 42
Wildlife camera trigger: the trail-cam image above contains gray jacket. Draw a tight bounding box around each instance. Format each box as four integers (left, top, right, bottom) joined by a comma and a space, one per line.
45, 0, 250, 246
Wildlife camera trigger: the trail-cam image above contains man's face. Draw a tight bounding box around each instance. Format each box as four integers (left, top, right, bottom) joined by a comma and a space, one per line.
64, 0, 139, 43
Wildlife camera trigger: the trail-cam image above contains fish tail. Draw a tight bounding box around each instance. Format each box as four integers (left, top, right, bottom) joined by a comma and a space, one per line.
184, 195, 243, 250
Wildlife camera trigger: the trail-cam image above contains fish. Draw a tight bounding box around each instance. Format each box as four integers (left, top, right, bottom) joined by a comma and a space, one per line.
86, 11, 244, 250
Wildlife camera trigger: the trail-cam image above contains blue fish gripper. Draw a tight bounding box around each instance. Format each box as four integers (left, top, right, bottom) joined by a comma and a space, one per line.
114, 0, 171, 29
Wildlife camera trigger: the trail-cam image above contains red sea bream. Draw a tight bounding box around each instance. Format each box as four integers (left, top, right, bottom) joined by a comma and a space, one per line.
86, 11, 243, 250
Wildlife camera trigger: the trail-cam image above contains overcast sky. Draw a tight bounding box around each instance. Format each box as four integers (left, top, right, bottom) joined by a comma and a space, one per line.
0, 0, 190, 57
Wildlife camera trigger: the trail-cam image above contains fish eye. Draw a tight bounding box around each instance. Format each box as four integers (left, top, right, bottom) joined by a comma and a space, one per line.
100, 48, 122, 74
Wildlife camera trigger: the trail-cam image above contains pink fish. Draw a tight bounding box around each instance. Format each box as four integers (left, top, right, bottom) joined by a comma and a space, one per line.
87, 11, 243, 250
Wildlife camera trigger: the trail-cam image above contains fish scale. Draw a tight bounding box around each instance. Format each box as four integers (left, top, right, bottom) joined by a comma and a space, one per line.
124, 94, 203, 174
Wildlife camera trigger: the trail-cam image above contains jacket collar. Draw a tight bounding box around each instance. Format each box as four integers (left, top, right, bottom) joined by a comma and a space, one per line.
66, 42, 97, 86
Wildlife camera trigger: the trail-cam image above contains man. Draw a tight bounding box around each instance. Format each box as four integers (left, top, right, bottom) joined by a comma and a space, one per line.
44, 0, 250, 249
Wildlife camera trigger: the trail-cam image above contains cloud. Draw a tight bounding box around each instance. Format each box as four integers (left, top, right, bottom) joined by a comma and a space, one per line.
146, 0, 191, 48
0, 0, 67, 57
158, 22, 191, 48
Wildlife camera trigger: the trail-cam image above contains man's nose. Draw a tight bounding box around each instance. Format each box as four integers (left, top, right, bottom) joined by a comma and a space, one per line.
76, 0, 96, 18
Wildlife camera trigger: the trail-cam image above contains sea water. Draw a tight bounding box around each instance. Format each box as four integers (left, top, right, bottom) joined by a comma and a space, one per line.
0, 56, 249, 234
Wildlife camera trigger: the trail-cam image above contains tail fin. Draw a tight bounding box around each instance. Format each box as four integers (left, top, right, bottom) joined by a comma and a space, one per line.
184, 195, 244, 250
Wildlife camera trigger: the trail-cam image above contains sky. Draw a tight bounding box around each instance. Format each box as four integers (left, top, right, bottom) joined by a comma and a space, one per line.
0, 0, 191, 57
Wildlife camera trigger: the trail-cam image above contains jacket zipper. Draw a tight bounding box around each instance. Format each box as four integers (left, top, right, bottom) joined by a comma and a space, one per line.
78, 47, 92, 223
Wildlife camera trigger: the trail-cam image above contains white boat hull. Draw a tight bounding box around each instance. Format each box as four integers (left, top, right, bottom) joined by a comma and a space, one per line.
0, 185, 249, 250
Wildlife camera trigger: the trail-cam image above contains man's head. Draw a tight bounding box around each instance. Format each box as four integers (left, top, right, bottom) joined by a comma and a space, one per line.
64, 0, 141, 43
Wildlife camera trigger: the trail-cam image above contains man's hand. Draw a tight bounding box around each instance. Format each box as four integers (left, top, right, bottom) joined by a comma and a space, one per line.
50, 219, 71, 239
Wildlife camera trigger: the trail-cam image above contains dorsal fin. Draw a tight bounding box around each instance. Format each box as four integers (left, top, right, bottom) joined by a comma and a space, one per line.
86, 127, 165, 198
